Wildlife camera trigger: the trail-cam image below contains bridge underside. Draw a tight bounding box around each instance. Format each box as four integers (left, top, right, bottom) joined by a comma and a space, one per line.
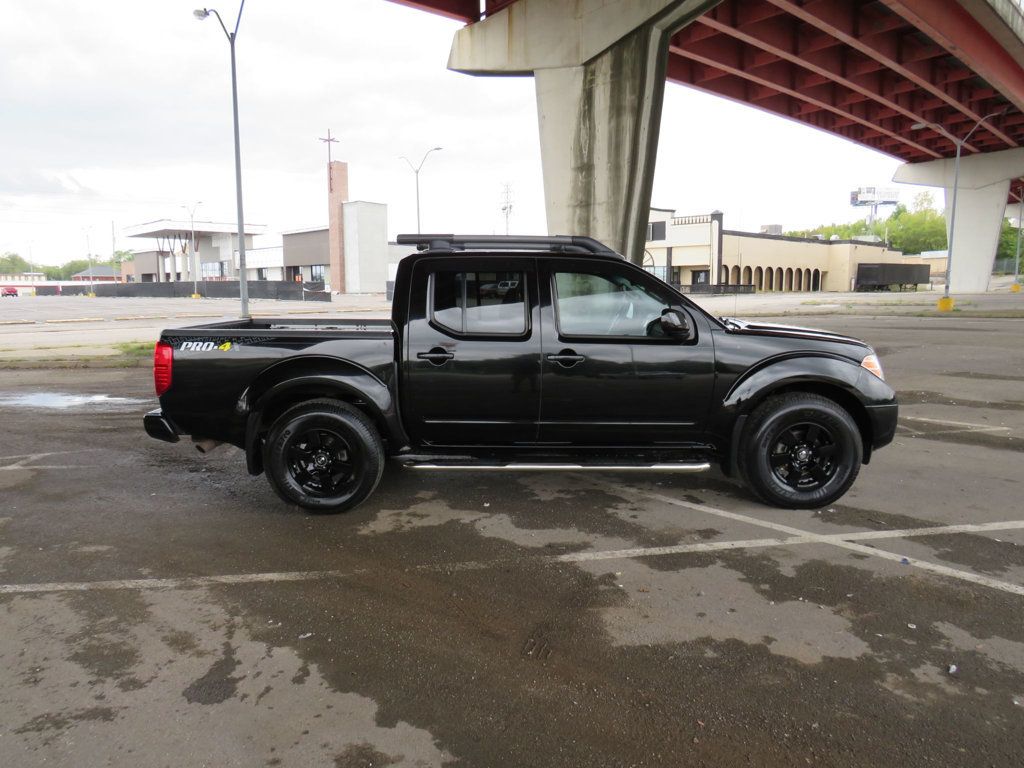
668, 1, 1024, 167
391, 0, 1024, 291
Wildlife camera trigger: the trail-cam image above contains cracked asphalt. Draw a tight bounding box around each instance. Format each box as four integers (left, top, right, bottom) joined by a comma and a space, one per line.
1, 314, 1023, 767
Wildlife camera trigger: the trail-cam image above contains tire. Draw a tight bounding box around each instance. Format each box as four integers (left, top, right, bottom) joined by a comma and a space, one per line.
262, 399, 384, 514
740, 393, 862, 509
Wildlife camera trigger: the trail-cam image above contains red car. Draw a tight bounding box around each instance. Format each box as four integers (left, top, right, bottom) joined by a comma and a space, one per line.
1, 287, 18, 297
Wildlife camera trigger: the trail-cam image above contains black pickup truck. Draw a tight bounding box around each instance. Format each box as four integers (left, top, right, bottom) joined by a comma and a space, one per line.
144, 235, 898, 512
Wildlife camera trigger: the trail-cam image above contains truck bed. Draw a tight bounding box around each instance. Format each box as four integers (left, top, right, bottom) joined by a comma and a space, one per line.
155, 316, 398, 448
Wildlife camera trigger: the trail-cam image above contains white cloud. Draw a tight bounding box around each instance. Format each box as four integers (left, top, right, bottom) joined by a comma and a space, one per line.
0, 0, 925, 265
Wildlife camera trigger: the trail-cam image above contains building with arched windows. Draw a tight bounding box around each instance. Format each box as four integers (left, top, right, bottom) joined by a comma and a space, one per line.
644, 208, 930, 293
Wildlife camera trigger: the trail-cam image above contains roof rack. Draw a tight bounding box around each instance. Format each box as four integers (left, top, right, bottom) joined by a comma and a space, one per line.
396, 234, 622, 258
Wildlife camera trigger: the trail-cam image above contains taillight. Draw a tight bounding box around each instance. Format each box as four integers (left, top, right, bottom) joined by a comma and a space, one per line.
154, 341, 173, 395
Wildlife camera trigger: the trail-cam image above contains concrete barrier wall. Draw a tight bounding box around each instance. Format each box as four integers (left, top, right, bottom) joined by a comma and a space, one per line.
53, 281, 330, 302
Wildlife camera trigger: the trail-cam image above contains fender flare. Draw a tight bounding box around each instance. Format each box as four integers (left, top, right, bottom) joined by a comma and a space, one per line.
720, 354, 892, 476
723, 354, 867, 412
241, 357, 409, 474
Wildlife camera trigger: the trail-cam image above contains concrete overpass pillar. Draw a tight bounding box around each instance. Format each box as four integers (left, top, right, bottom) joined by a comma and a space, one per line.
943, 180, 1011, 294
894, 147, 1024, 293
448, 0, 720, 263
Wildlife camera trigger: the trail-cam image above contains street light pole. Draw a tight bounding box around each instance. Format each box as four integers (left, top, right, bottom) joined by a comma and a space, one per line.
400, 147, 443, 234
1014, 184, 1023, 292
182, 202, 203, 298
195, 3, 249, 317
913, 108, 1007, 309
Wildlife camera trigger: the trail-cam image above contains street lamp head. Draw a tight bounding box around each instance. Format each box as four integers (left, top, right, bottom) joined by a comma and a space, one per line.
193, 9, 210, 20
432, 146, 443, 151
911, 122, 927, 130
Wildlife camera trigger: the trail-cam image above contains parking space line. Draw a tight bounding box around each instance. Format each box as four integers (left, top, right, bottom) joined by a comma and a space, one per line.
0, 569, 361, 595
558, 521, 1024, 562
821, 539, 1024, 596
601, 484, 1024, 597
2, 488, 1022, 597
900, 416, 1011, 432
559, 535, 816, 562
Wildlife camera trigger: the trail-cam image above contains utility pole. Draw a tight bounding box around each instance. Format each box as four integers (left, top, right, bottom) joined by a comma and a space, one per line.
500, 183, 513, 235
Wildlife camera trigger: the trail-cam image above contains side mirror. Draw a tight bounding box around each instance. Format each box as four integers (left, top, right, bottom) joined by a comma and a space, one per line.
660, 308, 691, 340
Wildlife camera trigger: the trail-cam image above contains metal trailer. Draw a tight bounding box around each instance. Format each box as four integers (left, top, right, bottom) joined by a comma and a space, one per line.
855, 263, 931, 291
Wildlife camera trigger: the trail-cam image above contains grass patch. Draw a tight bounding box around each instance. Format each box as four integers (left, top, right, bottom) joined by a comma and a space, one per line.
0, 340, 155, 368
0, 356, 150, 369
905, 309, 1024, 318
114, 341, 154, 358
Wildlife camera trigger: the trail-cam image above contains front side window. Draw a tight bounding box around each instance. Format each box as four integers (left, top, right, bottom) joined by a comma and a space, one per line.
432, 270, 527, 335
554, 270, 672, 337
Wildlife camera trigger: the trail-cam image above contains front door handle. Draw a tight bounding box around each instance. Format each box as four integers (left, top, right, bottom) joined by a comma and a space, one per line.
417, 347, 455, 365
546, 350, 586, 368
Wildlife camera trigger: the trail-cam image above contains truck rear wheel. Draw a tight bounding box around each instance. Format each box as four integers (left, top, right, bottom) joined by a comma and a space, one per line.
263, 399, 384, 514
741, 393, 862, 509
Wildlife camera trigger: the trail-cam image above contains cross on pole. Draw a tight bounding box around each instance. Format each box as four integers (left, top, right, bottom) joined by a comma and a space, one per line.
319, 129, 339, 190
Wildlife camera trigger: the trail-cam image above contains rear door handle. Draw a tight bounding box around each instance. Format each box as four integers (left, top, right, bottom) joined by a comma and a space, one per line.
546, 351, 586, 368
417, 347, 455, 365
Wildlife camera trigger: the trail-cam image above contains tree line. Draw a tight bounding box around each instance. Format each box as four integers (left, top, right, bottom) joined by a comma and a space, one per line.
0, 250, 134, 281
786, 192, 1021, 259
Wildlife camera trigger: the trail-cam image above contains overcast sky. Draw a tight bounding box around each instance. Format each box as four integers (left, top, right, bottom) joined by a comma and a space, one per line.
0, 0, 916, 266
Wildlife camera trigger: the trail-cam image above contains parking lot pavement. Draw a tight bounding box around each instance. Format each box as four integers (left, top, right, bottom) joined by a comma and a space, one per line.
1, 315, 1023, 767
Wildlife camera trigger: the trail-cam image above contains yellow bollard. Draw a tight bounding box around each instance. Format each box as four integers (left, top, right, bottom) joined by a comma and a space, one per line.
937, 296, 955, 312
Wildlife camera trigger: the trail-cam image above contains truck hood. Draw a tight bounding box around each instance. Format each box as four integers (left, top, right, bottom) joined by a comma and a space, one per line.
718, 317, 871, 350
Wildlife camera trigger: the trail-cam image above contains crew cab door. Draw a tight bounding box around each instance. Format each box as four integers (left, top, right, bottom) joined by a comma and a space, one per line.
537, 258, 716, 447
404, 256, 541, 446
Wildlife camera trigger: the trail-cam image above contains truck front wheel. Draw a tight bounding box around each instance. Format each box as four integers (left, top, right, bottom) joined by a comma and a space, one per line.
263, 399, 384, 514
741, 393, 863, 509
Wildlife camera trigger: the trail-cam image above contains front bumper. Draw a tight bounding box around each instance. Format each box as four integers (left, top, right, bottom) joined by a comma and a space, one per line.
865, 402, 899, 450
144, 409, 180, 443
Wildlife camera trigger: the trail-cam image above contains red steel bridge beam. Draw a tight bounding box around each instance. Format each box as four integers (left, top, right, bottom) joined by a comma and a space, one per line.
687, 2, 998, 155
669, 28, 944, 159
665, 56, 917, 159
883, 0, 1024, 116
766, 0, 1020, 149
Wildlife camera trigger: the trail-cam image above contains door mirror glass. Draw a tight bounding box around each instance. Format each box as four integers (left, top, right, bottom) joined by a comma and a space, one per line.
659, 308, 691, 340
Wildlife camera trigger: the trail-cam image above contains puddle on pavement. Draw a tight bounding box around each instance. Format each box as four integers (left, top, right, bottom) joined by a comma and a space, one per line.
0, 393, 148, 410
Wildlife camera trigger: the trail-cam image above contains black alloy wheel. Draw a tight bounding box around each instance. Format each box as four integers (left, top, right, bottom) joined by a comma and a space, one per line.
741, 393, 862, 509
285, 427, 359, 498
767, 421, 839, 491
264, 399, 384, 514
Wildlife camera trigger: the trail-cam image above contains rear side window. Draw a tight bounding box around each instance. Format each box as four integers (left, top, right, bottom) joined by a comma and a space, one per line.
432, 271, 527, 335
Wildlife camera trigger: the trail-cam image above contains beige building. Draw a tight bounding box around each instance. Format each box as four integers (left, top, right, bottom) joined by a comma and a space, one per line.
645, 208, 917, 292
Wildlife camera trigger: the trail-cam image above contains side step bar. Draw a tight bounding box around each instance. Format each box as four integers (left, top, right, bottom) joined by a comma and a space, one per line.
404, 462, 711, 473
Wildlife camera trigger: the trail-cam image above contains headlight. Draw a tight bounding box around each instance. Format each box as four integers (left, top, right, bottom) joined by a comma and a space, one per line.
861, 353, 884, 381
